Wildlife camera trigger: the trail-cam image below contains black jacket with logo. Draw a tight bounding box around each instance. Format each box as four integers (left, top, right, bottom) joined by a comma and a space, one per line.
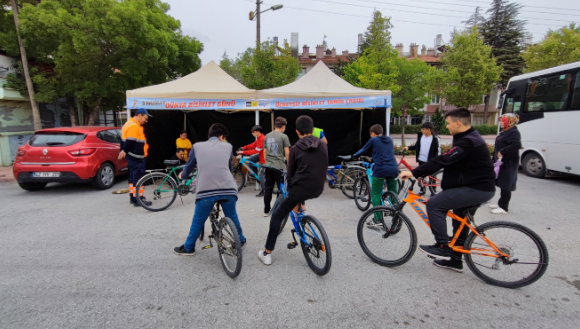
412, 128, 495, 192
287, 135, 329, 199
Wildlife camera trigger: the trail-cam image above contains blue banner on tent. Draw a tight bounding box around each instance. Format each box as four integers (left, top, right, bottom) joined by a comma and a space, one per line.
245, 95, 391, 110
127, 97, 248, 110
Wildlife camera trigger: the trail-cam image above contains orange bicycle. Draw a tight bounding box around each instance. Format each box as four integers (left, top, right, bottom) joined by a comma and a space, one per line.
357, 179, 549, 288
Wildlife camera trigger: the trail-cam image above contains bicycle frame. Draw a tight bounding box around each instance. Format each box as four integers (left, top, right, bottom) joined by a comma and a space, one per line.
360, 161, 395, 207
239, 157, 260, 181
398, 155, 441, 189
400, 185, 510, 259
147, 165, 196, 193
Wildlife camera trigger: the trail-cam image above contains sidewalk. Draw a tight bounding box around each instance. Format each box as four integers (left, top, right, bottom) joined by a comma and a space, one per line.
0, 166, 15, 183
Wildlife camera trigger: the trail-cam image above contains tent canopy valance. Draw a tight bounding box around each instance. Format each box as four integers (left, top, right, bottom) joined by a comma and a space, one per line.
126, 60, 256, 110
253, 61, 392, 110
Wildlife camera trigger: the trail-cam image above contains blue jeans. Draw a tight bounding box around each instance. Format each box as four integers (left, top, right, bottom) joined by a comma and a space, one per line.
184, 195, 245, 251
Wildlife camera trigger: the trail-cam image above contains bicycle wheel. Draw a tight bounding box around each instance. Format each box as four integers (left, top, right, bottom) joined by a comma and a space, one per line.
340, 168, 364, 199
463, 221, 549, 289
299, 215, 332, 275
382, 190, 399, 207
217, 216, 243, 278
135, 172, 178, 212
357, 206, 417, 267
353, 177, 371, 212
428, 170, 443, 196
272, 195, 290, 236
231, 168, 245, 192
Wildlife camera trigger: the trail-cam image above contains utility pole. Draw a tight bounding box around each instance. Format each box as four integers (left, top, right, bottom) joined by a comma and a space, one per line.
10, 0, 41, 131
256, 0, 261, 48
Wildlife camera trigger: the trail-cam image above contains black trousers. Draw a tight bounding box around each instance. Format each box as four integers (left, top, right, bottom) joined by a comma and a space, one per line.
263, 168, 283, 214
498, 189, 512, 212
265, 192, 307, 251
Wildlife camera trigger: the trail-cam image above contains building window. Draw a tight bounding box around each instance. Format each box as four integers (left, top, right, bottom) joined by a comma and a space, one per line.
425, 115, 432, 122
297, 67, 307, 80
411, 116, 423, 125
430, 94, 440, 104
472, 115, 485, 126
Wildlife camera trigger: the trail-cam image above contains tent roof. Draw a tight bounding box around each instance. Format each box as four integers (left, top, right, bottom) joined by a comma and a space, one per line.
126, 60, 256, 100
257, 61, 391, 99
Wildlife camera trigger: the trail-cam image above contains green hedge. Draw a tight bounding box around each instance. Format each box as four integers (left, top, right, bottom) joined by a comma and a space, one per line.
390, 124, 497, 136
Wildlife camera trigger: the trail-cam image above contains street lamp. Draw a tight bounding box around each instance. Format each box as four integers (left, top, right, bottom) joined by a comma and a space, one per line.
249, 1, 283, 47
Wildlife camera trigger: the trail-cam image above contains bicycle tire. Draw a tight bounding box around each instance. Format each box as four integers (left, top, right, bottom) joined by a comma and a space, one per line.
428, 170, 443, 196
135, 172, 178, 212
382, 190, 399, 207
353, 177, 371, 212
299, 215, 332, 276
340, 168, 365, 199
272, 195, 290, 236
357, 207, 417, 267
463, 221, 549, 289
217, 216, 243, 278
231, 168, 245, 192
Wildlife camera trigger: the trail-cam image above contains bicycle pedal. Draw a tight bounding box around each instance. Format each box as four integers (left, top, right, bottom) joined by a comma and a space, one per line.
202, 245, 212, 250
287, 242, 297, 249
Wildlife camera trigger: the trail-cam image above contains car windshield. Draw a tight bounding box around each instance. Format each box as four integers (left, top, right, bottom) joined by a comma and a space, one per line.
29, 132, 86, 147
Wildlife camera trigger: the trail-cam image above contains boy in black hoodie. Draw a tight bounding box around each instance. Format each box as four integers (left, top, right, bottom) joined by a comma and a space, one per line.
258, 115, 328, 266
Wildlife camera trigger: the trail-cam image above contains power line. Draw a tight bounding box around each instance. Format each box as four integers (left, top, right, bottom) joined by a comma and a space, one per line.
438, 0, 580, 12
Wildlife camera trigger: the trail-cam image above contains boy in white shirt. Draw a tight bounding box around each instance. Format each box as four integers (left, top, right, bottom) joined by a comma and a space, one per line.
403, 122, 441, 195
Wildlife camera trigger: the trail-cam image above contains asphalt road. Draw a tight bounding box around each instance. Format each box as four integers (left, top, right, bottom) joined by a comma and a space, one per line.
1, 172, 579, 328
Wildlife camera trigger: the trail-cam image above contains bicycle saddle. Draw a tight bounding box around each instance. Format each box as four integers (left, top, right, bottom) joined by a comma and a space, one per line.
215, 199, 229, 204
462, 202, 490, 216
338, 155, 352, 160
164, 160, 181, 167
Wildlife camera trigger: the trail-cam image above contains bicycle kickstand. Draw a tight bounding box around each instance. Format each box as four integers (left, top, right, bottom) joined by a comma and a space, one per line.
202, 232, 213, 250
287, 229, 299, 249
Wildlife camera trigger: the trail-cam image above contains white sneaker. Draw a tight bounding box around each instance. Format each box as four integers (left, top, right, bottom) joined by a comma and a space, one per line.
488, 204, 499, 209
258, 250, 272, 265
264, 212, 270, 217
491, 208, 508, 214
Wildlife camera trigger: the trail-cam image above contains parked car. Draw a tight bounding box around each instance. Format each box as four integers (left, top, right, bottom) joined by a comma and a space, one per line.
13, 126, 128, 191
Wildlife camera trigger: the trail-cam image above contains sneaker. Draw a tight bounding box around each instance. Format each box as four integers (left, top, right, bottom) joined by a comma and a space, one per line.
264, 212, 270, 217
360, 196, 368, 202
241, 240, 247, 250
258, 250, 272, 265
256, 191, 264, 197
173, 245, 195, 256
433, 258, 464, 273
366, 219, 383, 229
488, 204, 499, 209
419, 243, 454, 260
134, 197, 152, 207
491, 208, 508, 214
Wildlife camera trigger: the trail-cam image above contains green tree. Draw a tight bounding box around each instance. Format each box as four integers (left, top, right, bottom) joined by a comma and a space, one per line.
359, 10, 394, 55
16, 0, 203, 125
438, 27, 501, 109
239, 40, 301, 90
431, 107, 446, 134
523, 23, 580, 73
391, 57, 434, 146
462, 6, 485, 28
219, 51, 242, 81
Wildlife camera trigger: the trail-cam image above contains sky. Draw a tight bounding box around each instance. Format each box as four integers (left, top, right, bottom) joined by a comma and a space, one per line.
164, 0, 580, 65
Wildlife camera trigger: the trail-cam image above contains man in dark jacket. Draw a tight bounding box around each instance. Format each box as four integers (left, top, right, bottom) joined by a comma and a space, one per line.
400, 108, 495, 272
403, 122, 441, 195
258, 115, 328, 266
353, 124, 399, 224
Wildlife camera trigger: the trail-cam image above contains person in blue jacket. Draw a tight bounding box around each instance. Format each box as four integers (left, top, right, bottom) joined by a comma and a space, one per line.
353, 124, 399, 225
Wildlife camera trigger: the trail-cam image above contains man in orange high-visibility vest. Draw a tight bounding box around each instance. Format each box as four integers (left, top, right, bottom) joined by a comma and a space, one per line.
119, 108, 152, 207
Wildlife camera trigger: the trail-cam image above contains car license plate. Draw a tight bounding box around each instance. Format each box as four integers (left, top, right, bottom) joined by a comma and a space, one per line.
33, 172, 60, 178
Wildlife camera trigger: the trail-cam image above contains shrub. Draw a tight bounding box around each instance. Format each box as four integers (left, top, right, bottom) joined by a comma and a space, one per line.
390, 124, 497, 136
473, 125, 498, 135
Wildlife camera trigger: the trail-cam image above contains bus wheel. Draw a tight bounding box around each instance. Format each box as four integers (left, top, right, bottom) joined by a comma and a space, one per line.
522, 152, 546, 178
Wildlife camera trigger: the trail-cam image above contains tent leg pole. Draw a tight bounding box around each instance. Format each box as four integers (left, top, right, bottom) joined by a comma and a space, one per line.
255, 109, 260, 191
386, 108, 391, 136
126, 107, 130, 123
271, 111, 274, 132
359, 111, 363, 147
184, 112, 186, 130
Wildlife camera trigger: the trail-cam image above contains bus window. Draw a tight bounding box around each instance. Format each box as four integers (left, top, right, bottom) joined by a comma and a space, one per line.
525, 72, 574, 112
571, 72, 580, 110
503, 95, 522, 115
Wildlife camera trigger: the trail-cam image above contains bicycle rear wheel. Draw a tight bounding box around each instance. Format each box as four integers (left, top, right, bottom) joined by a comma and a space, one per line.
299, 215, 332, 275
272, 195, 290, 236
135, 172, 178, 212
428, 170, 443, 196
231, 168, 245, 192
464, 221, 549, 288
357, 207, 417, 267
353, 177, 371, 211
340, 168, 364, 199
217, 216, 243, 278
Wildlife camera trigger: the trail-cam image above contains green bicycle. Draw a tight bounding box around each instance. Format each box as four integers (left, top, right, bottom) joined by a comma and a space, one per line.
135, 160, 198, 212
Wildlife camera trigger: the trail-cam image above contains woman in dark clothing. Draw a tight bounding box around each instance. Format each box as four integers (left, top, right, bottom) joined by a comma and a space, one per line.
490, 113, 522, 214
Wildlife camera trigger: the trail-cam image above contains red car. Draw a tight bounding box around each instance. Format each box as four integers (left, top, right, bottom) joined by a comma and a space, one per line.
13, 126, 128, 191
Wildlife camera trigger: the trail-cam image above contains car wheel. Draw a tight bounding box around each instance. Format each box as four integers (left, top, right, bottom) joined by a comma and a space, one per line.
92, 163, 115, 190
18, 182, 47, 191
522, 152, 546, 178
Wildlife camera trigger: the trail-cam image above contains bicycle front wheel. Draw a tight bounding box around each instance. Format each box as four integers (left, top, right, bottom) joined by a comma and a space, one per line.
340, 168, 364, 199
231, 168, 245, 192
428, 170, 443, 196
464, 221, 549, 289
217, 216, 243, 278
353, 177, 371, 211
135, 172, 178, 212
299, 215, 331, 275
357, 206, 417, 267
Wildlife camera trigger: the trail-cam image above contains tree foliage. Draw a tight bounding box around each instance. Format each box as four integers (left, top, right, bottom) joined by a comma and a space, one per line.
479, 0, 525, 87
436, 27, 502, 108
462, 6, 485, 28
219, 51, 242, 82
523, 23, 580, 73
431, 107, 446, 134
8, 0, 203, 125
359, 10, 394, 55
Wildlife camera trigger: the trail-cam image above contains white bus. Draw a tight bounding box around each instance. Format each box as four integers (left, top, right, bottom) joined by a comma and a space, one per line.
499, 61, 580, 178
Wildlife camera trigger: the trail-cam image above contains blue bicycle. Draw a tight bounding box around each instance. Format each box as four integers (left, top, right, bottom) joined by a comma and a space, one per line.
267, 166, 332, 275
233, 156, 261, 192
352, 161, 399, 212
